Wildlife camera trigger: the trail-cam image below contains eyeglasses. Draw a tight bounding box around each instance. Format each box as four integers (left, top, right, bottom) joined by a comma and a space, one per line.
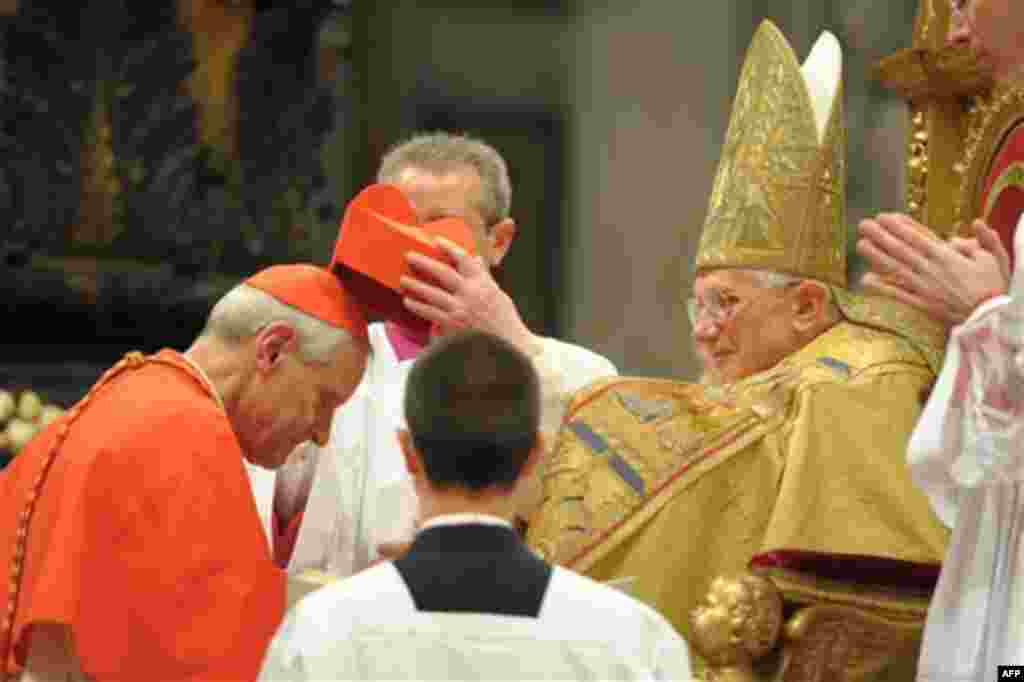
687, 290, 740, 327
687, 283, 797, 328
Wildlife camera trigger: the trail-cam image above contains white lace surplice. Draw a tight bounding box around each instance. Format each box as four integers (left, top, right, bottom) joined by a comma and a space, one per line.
910, 222, 1024, 681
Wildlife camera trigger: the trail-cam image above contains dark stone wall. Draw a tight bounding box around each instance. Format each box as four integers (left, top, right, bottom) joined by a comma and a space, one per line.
0, 0, 340, 401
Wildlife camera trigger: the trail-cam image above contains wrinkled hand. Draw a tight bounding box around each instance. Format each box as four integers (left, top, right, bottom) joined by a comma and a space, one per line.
400, 238, 541, 355
856, 213, 1010, 326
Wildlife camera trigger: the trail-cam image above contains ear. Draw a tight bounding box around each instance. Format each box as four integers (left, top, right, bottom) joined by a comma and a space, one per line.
254, 322, 299, 372
397, 429, 422, 477
518, 431, 545, 482
486, 218, 516, 267
791, 281, 830, 332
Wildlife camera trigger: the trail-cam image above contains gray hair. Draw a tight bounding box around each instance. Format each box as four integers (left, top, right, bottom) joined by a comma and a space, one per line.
377, 131, 512, 227
739, 268, 840, 320
740, 268, 803, 289
201, 284, 353, 365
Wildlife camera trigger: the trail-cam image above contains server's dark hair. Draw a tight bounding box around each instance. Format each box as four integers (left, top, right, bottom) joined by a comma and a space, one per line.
403, 331, 540, 491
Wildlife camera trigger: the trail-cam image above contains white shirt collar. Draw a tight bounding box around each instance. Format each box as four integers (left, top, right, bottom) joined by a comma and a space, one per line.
419, 513, 513, 532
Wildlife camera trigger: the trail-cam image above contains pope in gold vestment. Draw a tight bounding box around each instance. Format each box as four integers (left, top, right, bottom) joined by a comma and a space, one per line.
526, 22, 950, 655
527, 317, 948, 638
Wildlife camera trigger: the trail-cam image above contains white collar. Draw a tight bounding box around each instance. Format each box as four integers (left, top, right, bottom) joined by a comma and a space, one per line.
419, 513, 513, 532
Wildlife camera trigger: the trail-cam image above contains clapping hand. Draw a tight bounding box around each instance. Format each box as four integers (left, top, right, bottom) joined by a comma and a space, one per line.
857, 213, 1010, 326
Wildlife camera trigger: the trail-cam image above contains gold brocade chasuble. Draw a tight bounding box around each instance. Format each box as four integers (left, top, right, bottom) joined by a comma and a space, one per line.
526, 321, 949, 642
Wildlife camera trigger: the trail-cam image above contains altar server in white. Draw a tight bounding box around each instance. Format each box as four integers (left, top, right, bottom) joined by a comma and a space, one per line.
258, 331, 692, 682
908, 214, 1024, 682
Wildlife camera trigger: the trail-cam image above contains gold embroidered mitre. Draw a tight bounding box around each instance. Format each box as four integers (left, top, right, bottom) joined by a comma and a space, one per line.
698, 20, 847, 287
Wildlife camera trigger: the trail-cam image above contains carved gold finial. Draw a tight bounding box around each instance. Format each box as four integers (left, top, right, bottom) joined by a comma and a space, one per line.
690, 574, 783, 682
875, 0, 993, 239
954, 82, 1024, 236
906, 106, 931, 222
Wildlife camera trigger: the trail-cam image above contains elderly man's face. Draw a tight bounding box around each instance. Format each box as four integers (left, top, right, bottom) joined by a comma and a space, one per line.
690, 269, 803, 384
949, 0, 1024, 80
240, 332, 368, 470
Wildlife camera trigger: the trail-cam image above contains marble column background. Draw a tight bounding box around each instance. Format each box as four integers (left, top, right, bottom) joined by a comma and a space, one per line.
565, 1, 735, 379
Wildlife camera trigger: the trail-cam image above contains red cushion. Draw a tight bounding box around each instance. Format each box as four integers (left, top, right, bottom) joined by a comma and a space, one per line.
750, 549, 941, 593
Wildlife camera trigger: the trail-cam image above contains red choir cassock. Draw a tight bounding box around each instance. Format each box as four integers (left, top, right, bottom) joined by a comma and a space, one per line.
0, 264, 367, 681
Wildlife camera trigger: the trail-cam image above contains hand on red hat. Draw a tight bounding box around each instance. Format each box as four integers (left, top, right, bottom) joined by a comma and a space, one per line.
399, 238, 542, 357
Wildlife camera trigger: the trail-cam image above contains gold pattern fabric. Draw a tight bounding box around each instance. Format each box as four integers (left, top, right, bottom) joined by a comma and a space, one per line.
698, 20, 846, 287
831, 289, 946, 375
526, 322, 949, 646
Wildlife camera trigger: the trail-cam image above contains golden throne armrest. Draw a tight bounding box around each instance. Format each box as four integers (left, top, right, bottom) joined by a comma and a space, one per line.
691, 569, 933, 682
779, 602, 923, 682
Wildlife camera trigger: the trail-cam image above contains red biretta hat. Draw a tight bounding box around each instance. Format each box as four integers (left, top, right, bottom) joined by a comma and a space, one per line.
330, 183, 476, 334
245, 264, 369, 340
